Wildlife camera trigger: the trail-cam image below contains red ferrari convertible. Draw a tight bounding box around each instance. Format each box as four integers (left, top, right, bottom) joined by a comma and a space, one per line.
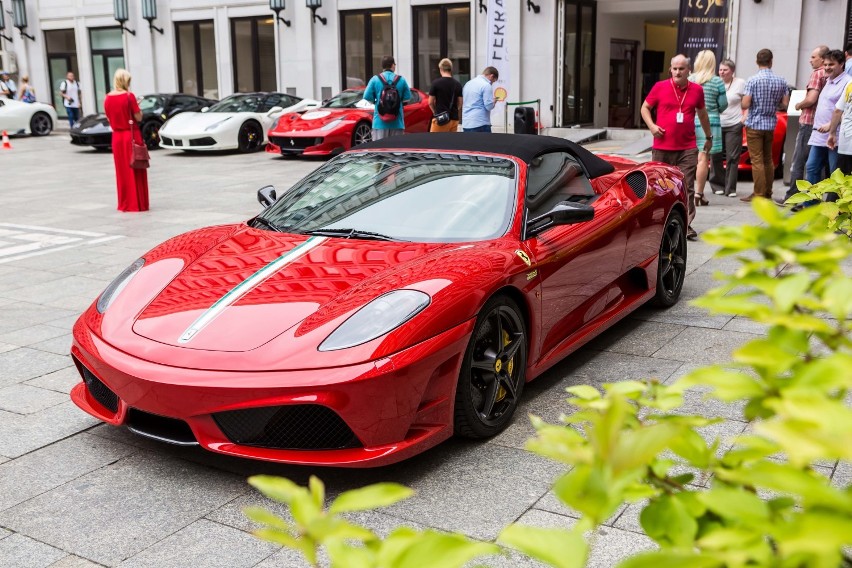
265, 87, 433, 157
70, 133, 687, 467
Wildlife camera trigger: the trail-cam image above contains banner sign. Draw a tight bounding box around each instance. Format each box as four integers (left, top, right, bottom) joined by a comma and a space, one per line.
487, 0, 510, 127
676, 0, 729, 65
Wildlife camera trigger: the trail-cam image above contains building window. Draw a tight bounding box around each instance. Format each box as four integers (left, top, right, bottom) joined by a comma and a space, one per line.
231, 17, 276, 93
89, 28, 125, 113
557, 0, 596, 126
176, 21, 219, 99
340, 9, 392, 89
45, 30, 78, 119
412, 5, 471, 90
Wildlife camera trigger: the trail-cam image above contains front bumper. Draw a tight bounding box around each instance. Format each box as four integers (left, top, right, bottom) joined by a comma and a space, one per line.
159, 133, 230, 151
267, 129, 349, 156
70, 316, 474, 467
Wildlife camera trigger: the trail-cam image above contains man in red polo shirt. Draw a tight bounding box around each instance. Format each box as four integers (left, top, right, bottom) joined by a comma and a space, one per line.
641, 54, 712, 241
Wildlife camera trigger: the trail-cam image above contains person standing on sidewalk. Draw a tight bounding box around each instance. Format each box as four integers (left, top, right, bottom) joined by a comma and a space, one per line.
741, 49, 789, 202
710, 59, 746, 197
462, 67, 499, 133
641, 54, 712, 241
60, 72, 83, 128
780, 45, 828, 204
363, 56, 411, 141
428, 58, 463, 133
690, 50, 728, 206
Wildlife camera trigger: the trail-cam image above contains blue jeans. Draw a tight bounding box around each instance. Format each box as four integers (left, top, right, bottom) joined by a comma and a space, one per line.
463, 125, 491, 133
66, 106, 80, 128
805, 145, 838, 184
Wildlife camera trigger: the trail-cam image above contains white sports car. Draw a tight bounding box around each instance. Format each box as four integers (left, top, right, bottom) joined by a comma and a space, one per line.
0, 98, 57, 136
158, 92, 319, 153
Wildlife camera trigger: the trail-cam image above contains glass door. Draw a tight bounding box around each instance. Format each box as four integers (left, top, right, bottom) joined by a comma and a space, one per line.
90, 28, 125, 112
340, 9, 393, 89
412, 4, 470, 90
176, 21, 219, 98
556, 0, 596, 126
45, 30, 78, 119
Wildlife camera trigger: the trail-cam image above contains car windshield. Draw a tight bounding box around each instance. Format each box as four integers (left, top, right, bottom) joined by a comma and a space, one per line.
139, 95, 165, 111
258, 152, 517, 242
323, 90, 367, 109
207, 94, 264, 113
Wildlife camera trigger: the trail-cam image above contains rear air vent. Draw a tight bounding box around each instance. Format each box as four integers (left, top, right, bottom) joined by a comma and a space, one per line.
625, 171, 647, 199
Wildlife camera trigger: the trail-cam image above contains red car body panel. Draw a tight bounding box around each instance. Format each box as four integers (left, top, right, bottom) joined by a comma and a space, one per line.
70, 142, 686, 467
265, 87, 433, 157
738, 111, 787, 172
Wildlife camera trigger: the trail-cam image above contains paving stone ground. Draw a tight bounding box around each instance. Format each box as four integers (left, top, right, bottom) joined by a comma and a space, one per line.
0, 132, 844, 567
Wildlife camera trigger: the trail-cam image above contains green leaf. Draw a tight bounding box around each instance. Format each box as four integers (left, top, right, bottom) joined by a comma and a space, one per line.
290, 491, 322, 527
329, 483, 414, 515
699, 487, 769, 523
675, 367, 764, 402
565, 385, 601, 400
752, 197, 782, 225
309, 475, 325, 510
243, 506, 291, 531
668, 428, 711, 468
612, 423, 681, 472
617, 552, 722, 568
499, 524, 588, 568
604, 381, 648, 397
640, 494, 698, 547
248, 475, 305, 505
252, 527, 303, 552
771, 272, 811, 312
822, 277, 852, 319
392, 531, 499, 568
696, 526, 762, 550
327, 540, 374, 568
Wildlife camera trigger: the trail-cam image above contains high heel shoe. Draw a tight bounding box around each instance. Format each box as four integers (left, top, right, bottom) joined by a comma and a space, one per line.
694, 194, 709, 207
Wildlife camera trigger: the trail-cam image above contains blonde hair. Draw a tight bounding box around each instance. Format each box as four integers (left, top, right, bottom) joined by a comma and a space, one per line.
439, 58, 453, 73
113, 68, 132, 91
691, 50, 717, 85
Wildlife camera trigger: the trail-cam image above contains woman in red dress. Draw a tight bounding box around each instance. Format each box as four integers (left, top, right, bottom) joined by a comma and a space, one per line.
104, 69, 149, 212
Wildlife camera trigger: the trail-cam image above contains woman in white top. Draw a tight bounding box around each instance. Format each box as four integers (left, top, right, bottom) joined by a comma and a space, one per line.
709, 59, 747, 197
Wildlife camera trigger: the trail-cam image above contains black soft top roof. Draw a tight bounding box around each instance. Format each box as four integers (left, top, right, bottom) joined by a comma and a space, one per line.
356, 132, 615, 179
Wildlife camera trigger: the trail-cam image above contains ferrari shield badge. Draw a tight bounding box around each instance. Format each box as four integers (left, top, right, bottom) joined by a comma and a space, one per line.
515, 250, 531, 267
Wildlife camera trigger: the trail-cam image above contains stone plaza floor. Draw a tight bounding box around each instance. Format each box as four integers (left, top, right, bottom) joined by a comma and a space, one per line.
0, 131, 847, 567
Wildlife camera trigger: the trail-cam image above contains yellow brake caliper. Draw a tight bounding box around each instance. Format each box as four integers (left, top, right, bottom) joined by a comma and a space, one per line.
496, 329, 513, 402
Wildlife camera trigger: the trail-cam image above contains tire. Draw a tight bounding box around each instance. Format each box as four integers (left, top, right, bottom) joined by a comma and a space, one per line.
141, 120, 163, 150
454, 295, 527, 438
237, 121, 263, 153
351, 122, 372, 147
30, 112, 53, 136
652, 211, 687, 307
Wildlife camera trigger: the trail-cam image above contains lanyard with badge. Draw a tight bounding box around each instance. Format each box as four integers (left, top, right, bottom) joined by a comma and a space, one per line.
671, 78, 686, 123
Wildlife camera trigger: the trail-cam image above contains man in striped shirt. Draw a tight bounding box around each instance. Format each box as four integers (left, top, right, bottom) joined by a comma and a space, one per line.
741, 49, 789, 201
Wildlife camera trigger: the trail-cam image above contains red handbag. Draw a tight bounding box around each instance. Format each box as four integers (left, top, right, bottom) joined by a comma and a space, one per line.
127, 93, 150, 169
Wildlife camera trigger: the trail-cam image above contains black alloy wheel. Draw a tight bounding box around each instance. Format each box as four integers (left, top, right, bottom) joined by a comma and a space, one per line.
454, 295, 527, 438
238, 122, 263, 153
30, 112, 53, 136
142, 120, 163, 150
653, 211, 687, 307
351, 122, 372, 147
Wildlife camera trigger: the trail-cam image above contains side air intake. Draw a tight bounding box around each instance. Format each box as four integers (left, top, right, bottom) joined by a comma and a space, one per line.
625, 171, 647, 199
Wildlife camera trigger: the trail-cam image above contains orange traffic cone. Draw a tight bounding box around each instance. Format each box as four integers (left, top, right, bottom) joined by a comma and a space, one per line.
1, 131, 10, 149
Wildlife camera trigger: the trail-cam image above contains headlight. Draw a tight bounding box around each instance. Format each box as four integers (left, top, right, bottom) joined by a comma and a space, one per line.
96, 258, 145, 313
204, 117, 232, 131
318, 290, 430, 351
321, 118, 344, 131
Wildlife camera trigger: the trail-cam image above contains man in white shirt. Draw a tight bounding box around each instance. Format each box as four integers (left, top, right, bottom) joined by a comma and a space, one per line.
60, 71, 82, 128
0, 71, 17, 99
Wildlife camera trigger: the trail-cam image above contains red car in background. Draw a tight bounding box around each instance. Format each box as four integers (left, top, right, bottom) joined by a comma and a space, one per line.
738, 111, 787, 177
266, 87, 433, 157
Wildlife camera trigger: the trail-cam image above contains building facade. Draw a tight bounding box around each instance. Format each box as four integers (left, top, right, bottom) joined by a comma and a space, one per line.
0, 0, 848, 127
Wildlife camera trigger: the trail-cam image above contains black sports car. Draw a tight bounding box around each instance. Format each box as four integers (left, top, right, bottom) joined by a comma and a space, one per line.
70, 93, 217, 150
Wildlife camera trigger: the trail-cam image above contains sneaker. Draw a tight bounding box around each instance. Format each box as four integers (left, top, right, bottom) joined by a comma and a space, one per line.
686, 228, 699, 241
713, 189, 725, 195
773, 197, 788, 207
726, 192, 737, 197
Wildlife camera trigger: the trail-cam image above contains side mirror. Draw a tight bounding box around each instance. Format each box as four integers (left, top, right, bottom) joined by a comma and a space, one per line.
526, 201, 595, 238
257, 185, 278, 209
200, 107, 209, 113
267, 106, 284, 116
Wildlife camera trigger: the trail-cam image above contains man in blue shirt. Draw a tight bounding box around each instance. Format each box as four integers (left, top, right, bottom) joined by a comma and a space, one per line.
462, 67, 499, 132
363, 55, 412, 141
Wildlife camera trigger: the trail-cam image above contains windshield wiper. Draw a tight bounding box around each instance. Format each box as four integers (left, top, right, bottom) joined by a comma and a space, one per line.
250, 216, 285, 232
303, 228, 401, 241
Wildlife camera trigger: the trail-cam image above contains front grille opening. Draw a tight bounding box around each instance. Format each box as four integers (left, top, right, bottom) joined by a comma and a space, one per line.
625, 171, 647, 199
161, 136, 173, 145
126, 408, 198, 446
189, 137, 216, 147
74, 357, 119, 413
213, 405, 361, 451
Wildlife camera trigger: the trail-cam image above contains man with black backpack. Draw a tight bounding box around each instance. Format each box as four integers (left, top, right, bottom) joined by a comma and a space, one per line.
363, 55, 412, 141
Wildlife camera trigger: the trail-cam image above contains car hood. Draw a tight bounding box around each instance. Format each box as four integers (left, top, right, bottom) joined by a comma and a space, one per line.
161, 111, 244, 133
90, 223, 518, 370
273, 107, 371, 133
75, 114, 110, 130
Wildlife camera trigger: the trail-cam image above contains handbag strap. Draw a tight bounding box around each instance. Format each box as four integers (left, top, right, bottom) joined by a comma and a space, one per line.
126, 92, 136, 137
